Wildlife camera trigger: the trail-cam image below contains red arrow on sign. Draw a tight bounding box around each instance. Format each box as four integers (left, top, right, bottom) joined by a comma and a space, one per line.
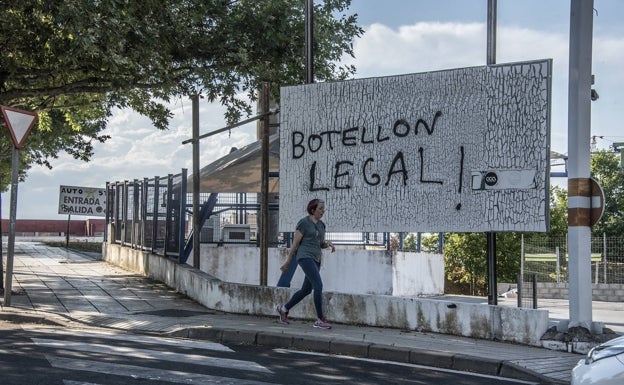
1, 105, 38, 148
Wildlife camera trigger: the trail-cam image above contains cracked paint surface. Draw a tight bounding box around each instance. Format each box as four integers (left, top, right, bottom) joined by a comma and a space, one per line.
279, 60, 551, 233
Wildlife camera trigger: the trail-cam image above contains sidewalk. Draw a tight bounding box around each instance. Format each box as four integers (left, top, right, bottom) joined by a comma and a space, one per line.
0, 242, 604, 384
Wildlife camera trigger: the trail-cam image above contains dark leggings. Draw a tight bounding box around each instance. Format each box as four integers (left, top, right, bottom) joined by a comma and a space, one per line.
284, 258, 324, 319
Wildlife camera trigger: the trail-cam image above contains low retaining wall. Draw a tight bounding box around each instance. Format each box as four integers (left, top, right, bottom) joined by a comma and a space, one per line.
538, 282, 624, 302
500, 282, 624, 302
103, 243, 549, 346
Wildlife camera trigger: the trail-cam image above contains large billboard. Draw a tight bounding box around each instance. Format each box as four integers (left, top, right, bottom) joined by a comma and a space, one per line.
279, 60, 551, 233
58, 185, 107, 217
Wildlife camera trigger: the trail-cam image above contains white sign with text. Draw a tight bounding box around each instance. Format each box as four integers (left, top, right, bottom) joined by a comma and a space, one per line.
58, 185, 107, 217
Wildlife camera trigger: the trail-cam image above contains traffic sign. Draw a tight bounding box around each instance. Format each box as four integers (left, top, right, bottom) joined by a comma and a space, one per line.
1, 105, 38, 148
589, 177, 605, 227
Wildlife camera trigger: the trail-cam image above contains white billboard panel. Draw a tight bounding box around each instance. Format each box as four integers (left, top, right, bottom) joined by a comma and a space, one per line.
279, 60, 551, 233
58, 185, 107, 217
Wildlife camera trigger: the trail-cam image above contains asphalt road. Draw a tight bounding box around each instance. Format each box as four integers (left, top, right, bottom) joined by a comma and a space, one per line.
0, 321, 539, 385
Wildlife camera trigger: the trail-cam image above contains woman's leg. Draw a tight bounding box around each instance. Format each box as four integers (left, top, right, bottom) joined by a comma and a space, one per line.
293, 258, 324, 319
284, 260, 313, 310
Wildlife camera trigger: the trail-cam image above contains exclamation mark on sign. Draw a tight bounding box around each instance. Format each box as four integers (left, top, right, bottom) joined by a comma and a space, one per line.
456, 146, 465, 210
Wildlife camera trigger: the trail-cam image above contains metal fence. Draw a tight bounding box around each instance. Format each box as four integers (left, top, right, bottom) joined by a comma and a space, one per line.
105, 169, 392, 261
521, 235, 624, 285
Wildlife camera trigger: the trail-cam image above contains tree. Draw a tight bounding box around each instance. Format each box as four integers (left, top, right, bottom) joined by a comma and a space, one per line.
590, 150, 624, 236
0, 0, 363, 188
401, 232, 442, 253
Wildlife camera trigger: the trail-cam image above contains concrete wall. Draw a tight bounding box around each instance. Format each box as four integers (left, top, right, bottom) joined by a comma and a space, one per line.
103, 243, 549, 346
501, 282, 624, 302
194, 246, 444, 296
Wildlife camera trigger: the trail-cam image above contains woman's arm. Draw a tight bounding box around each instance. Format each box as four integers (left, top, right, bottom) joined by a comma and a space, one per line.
281, 230, 303, 272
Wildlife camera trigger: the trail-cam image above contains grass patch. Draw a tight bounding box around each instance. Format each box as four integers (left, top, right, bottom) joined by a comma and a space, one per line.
43, 241, 103, 253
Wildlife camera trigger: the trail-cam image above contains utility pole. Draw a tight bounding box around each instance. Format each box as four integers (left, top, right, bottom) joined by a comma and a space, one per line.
567, 0, 595, 331
486, 0, 498, 305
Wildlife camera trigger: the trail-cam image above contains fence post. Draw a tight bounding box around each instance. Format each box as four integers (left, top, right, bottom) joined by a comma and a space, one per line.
151, 176, 160, 254
178, 169, 187, 262
556, 246, 561, 283
164, 174, 173, 258
517, 273, 523, 308
132, 179, 140, 249
520, 234, 524, 278
531, 273, 538, 309
122, 181, 129, 246
603, 233, 607, 284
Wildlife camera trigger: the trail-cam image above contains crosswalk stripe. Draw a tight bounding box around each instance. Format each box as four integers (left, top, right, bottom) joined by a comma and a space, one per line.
23, 326, 233, 352
32, 338, 271, 373
47, 355, 275, 385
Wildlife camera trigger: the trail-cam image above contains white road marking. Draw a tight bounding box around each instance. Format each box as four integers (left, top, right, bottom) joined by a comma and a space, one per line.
32, 338, 271, 373
23, 326, 233, 352
47, 355, 274, 385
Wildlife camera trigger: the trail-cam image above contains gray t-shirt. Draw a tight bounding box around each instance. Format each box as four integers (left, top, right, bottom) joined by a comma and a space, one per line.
295, 216, 326, 264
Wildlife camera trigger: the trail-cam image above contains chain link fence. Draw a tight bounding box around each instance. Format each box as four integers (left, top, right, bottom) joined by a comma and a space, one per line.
521, 235, 624, 284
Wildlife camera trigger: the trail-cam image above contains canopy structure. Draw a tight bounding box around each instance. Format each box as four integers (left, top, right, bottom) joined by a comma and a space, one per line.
187, 133, 279, 193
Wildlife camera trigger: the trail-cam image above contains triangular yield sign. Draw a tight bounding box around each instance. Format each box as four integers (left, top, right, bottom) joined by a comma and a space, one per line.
1, 105, 39, 149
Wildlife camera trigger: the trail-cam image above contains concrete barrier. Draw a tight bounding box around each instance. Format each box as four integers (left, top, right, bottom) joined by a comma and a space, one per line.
103, 243, 549, 346
195, 246, 444, 296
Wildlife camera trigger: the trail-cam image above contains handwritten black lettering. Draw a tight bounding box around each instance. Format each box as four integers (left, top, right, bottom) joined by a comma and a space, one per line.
342, 127, 358, 146
361, 126, 374, 144
308, 134, 323, 153
415, 111, 442, 135
309, 161, 329, 191
292, 131, 305, 159
393, 119, 410, 137
334, 161, 353, 189
385, 151, 408, 186
363, 158, 381, 186
418, 147, 443, 185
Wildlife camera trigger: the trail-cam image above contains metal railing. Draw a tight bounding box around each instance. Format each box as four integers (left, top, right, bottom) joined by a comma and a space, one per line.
105, 169, 392, 261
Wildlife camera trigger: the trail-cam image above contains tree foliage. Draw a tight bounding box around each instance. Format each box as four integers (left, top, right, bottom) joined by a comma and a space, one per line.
402, 232, 441, 253
0, 0, 363, 188
590, 150, 624, 236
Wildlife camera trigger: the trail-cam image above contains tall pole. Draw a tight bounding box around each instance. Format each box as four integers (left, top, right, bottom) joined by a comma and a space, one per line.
486, 0, 498, 305
567, 0, 594, 330
305, 0, 314, 84
192, 95, 201, 268
4, 146, 20, 305
260, 83, 270, 285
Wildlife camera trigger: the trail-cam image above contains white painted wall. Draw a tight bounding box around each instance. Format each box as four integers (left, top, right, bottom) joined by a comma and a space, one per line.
194, 246, 443, 296
102, 242, 550, 346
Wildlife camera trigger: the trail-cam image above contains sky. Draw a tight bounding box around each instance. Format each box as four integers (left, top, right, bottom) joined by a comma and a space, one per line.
2, 0, 624, 220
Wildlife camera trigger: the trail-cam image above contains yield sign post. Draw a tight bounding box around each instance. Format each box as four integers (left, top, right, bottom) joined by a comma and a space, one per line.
1, 105, 38, 305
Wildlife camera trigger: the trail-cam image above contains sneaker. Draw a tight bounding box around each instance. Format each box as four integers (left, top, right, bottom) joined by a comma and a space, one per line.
276, 304, 289, 324
313, 317, 332, 329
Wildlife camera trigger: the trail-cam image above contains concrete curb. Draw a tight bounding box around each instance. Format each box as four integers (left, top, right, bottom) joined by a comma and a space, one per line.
165, 326, 557, 384
0, 310, 66, 327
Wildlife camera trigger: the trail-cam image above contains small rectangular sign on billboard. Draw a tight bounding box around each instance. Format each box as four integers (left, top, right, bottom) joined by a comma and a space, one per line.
58, 185, 107, 217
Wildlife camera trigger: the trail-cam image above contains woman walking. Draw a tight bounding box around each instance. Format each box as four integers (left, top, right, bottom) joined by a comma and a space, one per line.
276, 198, 335, 329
